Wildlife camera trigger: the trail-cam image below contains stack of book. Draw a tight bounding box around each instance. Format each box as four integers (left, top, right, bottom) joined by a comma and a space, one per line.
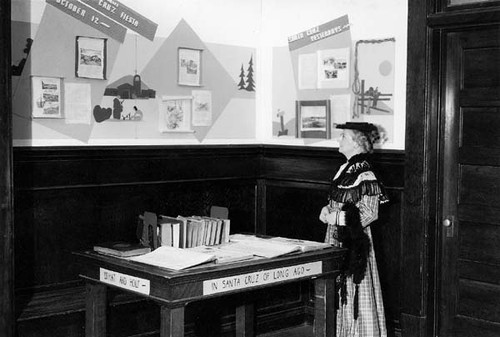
93, 241, 151, 257
158, 215, 230, 249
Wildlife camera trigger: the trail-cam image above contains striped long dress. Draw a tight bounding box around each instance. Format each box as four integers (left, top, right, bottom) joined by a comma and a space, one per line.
324, 162, 387, 337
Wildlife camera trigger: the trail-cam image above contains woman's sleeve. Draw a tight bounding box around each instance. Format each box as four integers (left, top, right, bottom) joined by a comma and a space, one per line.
357, 194, 379, 227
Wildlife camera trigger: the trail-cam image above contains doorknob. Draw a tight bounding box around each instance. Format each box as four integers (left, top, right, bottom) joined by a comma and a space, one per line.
443, 216, 454, 237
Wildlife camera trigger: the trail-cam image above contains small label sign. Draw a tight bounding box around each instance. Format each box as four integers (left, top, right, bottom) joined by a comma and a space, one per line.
203, 261, 322, 295
99, 268, 150, 295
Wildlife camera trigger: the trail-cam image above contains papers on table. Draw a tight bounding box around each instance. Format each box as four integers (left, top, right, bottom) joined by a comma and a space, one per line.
128, 246, 216, 270
127, 234, 331, 270
228, 234, 331, 258
187, 244, 255, 264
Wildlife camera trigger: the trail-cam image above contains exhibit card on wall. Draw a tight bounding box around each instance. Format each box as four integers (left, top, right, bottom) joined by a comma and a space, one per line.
298, 53, 317, 90
317, 48, 349, 89
64, 82, 92, 125
159, 96, 193, 133
192, 90, 212, 126
76, 36, 106, 80
31, 76, 63, 119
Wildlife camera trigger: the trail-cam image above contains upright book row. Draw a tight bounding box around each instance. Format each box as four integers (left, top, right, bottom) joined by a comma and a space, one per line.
158, 215, 230, 249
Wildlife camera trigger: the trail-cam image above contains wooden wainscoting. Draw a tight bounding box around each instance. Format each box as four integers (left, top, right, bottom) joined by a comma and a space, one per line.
13, 145, 404, 337
260, 145, 405, 336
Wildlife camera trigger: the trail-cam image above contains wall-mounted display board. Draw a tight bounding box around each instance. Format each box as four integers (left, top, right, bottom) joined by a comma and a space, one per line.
269, 0, 407, 150
11, 0, 258, 146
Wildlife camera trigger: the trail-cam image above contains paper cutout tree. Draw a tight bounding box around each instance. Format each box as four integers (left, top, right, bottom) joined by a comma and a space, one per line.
237, 64, 246, 90
245, 55, 255, 92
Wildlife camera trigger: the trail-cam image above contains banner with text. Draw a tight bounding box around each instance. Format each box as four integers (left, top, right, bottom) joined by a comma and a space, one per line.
288, 15, 350, 51
47, 0, 126, 42
79, 0, 158, 41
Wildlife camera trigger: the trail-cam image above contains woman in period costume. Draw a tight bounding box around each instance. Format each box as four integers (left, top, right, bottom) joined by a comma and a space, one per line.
319, 122, 388, 337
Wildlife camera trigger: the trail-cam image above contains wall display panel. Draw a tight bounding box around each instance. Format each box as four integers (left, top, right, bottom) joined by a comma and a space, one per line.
11, 0, 258, 146
267, 0, 407, 149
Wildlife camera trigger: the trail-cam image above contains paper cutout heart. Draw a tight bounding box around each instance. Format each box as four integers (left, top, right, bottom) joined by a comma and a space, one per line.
93, 105, 112, 123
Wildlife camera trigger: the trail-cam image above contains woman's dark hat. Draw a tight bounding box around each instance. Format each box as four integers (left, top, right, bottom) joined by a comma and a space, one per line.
335, 122, 378, 133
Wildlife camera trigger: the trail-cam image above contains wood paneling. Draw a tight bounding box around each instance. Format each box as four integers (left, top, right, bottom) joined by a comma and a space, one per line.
261, 146, 405, 335
403, 0, 434, 333
12, 145, 404, 336
459, 221, 500, 265
463, 48, 500, 89
460, 165, 500, 206
457, 279, 500, 323
0, 0, 14, 336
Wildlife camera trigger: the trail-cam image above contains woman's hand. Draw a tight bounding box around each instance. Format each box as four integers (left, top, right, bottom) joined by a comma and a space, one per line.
319, 206, 331, 224
319, 206, 346, 226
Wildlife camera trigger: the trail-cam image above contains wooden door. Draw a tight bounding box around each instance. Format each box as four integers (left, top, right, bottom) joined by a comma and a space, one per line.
440, 26, 500, 337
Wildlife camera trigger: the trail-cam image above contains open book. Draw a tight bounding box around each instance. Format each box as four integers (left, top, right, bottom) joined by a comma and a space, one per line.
186, 244, 255, 264
128, 246, 216, 270
229, 234, 331, 257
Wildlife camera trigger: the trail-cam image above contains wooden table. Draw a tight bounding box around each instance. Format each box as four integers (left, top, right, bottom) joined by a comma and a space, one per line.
74, 247, 344, 337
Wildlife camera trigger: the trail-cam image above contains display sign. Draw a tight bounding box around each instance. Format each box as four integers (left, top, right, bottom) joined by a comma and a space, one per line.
79, 0, 158, 41
47, 0, 126, 42
288, 15, 350, 51
203, 261, 322, 295
99, 267, 150, 295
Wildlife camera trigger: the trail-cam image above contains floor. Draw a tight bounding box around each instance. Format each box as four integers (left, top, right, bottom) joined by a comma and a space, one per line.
259, 325, 313, 337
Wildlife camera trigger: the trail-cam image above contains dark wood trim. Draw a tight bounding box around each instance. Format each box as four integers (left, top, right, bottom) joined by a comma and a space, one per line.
428, 8, 500, 28
0, 0, 14, 336
404, 0, 433, 336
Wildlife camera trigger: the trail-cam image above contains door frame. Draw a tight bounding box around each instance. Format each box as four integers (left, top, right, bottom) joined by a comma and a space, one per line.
0, 0, 15, 336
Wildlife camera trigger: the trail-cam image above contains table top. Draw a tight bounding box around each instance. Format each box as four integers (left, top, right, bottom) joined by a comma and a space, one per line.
74, 247, 345, 306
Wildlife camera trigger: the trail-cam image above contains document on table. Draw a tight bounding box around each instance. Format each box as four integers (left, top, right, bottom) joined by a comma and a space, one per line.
128, 246, 216, 270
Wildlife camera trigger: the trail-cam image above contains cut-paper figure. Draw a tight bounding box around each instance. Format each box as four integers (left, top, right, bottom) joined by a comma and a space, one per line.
277, 109, 288, 136
113, 96, 124, 119
12, 38, 33, 76
132, 106, 143, 121
93, 105, 112, 123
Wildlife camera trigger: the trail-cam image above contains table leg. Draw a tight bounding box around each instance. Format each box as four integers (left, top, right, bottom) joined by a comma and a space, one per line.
314, 277, 336, 337
160, 306, 185, 337
85, 282, 107, 337
235, 302, 255, 337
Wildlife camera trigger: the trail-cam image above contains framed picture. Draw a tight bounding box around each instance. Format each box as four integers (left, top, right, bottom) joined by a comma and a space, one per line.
76, 36, 107, 80
159, 96, 193, 132
31, 76, 63, 119
178, 47, 202, 86
295, 100, 331, 139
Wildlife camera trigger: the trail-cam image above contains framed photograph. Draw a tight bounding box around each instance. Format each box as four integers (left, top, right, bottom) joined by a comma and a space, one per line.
317, 48, 350, 89
178, 47, 202, 86
295, 100, 331, 139
159, 96, 193, 132
31, 76, 63, 119
76, 36, 107, 80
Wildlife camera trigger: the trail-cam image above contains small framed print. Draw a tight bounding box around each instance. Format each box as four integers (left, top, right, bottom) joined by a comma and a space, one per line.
159, 96, 193, 132
76, 36, 107, 80
31, 76, 63, 119
295, 100, 331, 139
178, 47, 202, 86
